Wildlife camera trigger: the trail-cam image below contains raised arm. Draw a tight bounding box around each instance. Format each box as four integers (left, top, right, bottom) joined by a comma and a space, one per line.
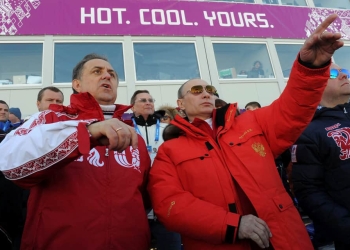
253, 14, 344, 157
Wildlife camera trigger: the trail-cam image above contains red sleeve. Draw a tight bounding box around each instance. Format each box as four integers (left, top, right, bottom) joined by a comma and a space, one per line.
253, 56, 330, 158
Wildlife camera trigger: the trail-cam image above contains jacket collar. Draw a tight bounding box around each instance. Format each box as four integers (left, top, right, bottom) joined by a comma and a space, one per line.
49, 92, 132, 122
163, 103, 238, 141
132, 110, 165, 126
314, 102, 350, 119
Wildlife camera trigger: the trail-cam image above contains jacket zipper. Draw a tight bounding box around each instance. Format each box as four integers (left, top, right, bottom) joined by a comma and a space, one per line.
145, 123, 149, 145
105, 146, 112, 249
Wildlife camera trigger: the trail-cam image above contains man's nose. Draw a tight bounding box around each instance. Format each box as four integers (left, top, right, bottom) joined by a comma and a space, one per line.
340, 72, 349, 79
102, 71, 112, 79
202, 90, 211, 98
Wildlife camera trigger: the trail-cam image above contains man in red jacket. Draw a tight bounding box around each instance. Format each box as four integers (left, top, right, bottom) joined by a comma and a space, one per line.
148, 14, 343, 250
0, 54, 151, 250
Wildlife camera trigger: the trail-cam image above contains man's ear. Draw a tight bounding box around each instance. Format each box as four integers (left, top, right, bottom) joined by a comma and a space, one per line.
72, 79, 80, 93
36, 101, 40, 109
177, 99, 184, 110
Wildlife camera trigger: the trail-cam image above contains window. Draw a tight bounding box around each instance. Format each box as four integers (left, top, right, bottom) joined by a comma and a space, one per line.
213, 43, 274, 79
185, 0, 255, 2
313, 0, 350, 9
54, 43, 125, 83
262, 0, 306, 6
333, 46, 350, 70
134, 43, 200, 81
275, 44, 302, 78
0, 43, 43, 85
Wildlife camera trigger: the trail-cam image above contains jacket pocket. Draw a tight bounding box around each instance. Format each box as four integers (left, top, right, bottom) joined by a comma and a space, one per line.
235, 130, 263, 145
172, 148, 211, 166
272, 192, 294, 212
222, 126, 264, 147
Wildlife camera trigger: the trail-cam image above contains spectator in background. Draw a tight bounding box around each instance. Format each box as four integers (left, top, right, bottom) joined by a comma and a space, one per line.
248, 60, 265, 78
130, 90, 182, 250
157, 105, 180, 124
9, 108, 22, 129
22, 87, 64, 123
0, 100, 25, 250
36, 86, 64, 111
245, 101, 261, 111
0, 101, 13, 142
292, 64, 350, 250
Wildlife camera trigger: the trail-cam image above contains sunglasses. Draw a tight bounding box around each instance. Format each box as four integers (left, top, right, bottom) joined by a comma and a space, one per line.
136, 98, 155, 103
330, 68, 350, 79
161, 115, 171, 120
185, 85, 217, 96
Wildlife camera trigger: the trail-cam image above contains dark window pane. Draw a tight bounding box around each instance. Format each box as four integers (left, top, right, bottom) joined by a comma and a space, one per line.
275, 44, 302, 78
54, 43, 125, 83
134, 43, 200, 81
0, 43, 43, 85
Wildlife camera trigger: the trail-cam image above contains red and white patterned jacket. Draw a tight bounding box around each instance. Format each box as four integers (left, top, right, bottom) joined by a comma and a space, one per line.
0, 93, 151, 250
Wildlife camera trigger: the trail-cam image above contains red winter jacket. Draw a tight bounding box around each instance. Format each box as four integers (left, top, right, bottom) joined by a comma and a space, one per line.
0, 93, 151, 250
148, 59, 330, 250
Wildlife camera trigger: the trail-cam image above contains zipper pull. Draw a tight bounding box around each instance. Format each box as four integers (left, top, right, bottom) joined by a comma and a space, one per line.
105, 147, 109, 156
344, 107, 348, 114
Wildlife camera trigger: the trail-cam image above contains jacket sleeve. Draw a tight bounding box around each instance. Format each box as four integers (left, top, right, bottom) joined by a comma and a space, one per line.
0, 111, 97, 189
148, 146, 241, 244
253, 56, 330, 158
292, 134, 350, 244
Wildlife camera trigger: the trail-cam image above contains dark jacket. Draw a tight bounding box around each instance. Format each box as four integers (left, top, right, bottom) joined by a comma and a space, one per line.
0, 172, 25, 250
0, 124, 25, 250
0, 120, 13, 143
292, 103, 350, 247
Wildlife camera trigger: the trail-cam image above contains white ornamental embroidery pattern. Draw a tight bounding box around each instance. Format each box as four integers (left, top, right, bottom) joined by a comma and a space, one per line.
87, 148, 104, 167
114, 147, 141, 173
3, 131, 79, 180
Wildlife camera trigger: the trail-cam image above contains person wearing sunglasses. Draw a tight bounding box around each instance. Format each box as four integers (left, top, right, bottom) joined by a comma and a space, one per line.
130, 90, 182, 250
157, 105, 180, 124
148, 14, 344, 250
292, 63, 350, 250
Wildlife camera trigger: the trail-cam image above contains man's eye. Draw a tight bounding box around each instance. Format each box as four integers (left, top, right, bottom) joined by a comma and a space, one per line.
94, 70, 101, 74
